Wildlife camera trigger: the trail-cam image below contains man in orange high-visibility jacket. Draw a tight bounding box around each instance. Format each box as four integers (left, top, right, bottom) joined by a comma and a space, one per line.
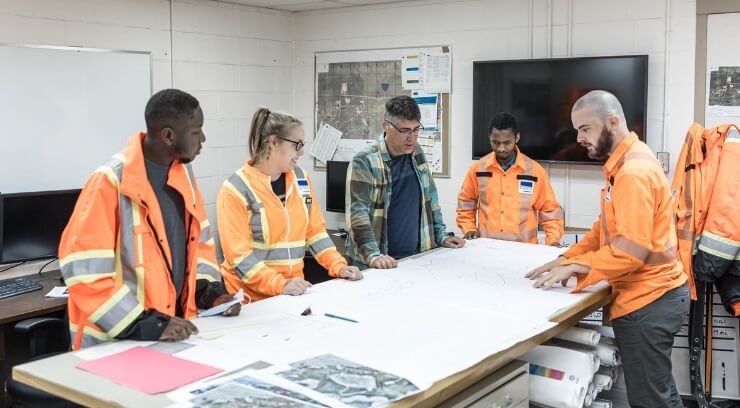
527, 91, 688, 408
457, 112, 563, 245
59, 89, 241, 350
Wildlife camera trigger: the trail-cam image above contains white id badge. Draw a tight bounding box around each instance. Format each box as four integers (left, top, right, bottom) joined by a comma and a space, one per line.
518, 179, 534, 195
296, 178, 311, 196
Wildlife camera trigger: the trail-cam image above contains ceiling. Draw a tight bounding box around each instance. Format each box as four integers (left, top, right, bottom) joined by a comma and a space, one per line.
210, 0, 425, 12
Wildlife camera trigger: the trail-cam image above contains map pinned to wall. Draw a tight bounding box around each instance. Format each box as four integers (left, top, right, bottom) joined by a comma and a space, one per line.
314, 47, 451, 176
707, 66, 740, 117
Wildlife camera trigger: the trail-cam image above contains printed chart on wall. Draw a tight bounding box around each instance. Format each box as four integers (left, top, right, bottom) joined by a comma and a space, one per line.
313, 46, 451, 177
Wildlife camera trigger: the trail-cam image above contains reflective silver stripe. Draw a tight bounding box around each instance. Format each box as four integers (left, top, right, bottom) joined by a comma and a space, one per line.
200, 223, 212, 244
293, 166, 312, 213
197, 261, 220, 281
105, 155, 125, 178
601, 187, 610, 245
226, 173, 265, 243
477, 157, 491, 231
80, 332, 109, 348
183, 163, 197, 204
235, 246, 306, 279
698, 232, 740, 261
183, 163, 195, 187
457, 199, 477, 210
612, 236, 677, 264
61, 257, 116, 279
517, 157, 534, 239
645, 245, 677, 264
90, 287, 143, 335
70, 324, 112, 349
539, 207, 563, 221
308, 236, 334, 256
119, 195, 140, 300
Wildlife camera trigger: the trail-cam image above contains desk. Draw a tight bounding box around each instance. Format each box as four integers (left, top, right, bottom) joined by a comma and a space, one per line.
0, 270, 67, 394
13, 242, 610, 407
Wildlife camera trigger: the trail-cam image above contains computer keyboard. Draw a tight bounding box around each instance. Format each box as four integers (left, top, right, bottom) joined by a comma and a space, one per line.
0, 277, 43, 300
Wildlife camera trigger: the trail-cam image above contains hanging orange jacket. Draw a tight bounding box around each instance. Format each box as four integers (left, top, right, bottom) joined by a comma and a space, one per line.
59, 133, 221, 350
456, 149, 563, 245
692, 125, 740, 316
217, 162, 347, 301
671, 123, 726, 300
561, 133, 687, 320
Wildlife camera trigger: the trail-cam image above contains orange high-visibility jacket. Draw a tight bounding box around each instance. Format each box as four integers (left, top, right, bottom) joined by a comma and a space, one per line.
686, 125, 740, 316
561, 133, 687, 320
671, 123, 726, 300
59, 133, 221, 350
456, 149, 564, 245
217, 162, 347, 301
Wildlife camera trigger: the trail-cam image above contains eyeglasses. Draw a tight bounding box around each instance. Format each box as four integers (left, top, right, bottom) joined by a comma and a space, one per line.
276, 136, 305, 151
384, 120, 424, 136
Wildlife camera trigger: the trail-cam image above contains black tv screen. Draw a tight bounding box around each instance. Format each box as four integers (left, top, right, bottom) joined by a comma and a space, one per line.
472, 55, 648, 163
326, 161, 349, 213
0, 189, 80, 264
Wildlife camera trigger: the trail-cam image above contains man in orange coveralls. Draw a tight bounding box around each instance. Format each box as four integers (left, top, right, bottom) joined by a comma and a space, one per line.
526, 90, 689, 408
456, 112, 563, 245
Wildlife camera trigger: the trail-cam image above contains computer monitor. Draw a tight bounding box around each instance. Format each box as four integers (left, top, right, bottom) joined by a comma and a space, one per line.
0, 189, 81, 264
326, 161, 350, 213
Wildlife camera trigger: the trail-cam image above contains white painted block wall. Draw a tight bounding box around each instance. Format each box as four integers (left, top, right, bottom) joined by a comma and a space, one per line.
0, 0, 696, 273
0, 0, 293, 274
292, 0, 697, 233
0, 0, 293, 219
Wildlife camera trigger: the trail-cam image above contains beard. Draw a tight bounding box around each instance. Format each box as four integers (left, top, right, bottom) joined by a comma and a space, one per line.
588, 126, 614, 160
175, 137, 197, 164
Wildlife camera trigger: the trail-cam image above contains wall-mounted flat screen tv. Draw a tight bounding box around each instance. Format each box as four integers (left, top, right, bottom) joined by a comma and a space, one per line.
472, 55, 648, 163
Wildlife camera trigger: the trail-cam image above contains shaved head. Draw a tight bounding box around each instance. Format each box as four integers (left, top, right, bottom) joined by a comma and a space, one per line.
572, 90, 628, 130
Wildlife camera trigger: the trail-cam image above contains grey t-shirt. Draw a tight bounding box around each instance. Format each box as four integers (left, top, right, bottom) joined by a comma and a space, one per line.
144, 159, 186, 301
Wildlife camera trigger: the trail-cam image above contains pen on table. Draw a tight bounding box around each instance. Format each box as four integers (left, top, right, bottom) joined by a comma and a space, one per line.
324, 313, 359, 323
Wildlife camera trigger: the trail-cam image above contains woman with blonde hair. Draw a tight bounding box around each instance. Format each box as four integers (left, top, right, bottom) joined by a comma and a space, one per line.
217, 108, 362, 301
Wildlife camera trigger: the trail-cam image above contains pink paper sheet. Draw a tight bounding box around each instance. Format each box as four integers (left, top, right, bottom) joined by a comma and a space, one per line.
76, 346, 222, 394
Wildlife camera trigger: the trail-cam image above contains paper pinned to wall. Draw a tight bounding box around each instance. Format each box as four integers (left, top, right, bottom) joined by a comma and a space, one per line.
309, 122, 343, 163
401, 54, 423, 90
411, 90, 438, 130
422, 52, 451, 93
707, 66, 740, 117
418, 130, 442, 173
330, 139, 376, 162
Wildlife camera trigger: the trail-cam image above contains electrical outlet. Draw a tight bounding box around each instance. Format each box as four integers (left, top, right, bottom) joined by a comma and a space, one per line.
657, 152, 670, 173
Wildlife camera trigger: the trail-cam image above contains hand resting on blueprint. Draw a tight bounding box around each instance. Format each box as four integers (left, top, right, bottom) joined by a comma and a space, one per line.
211, 293, 242, 316
159, 317, 199, 342
370, 254, 398, 269
441, 235, 466, 248
525, 256, 590, 290
159, 293, 241, 341
338, 265, 363, 280
282, 278, 313, 295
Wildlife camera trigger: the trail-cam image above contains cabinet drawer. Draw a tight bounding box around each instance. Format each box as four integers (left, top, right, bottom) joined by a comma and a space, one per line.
468, 371, 528, 408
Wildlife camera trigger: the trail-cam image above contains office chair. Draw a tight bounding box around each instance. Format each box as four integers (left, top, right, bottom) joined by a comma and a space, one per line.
5, 315, 79, 407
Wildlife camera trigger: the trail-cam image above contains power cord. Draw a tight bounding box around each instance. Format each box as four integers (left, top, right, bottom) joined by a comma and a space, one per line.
38, 258, 58, 275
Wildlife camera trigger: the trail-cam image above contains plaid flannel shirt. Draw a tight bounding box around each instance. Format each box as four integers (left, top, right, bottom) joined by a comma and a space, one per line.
344, 134, 449, 268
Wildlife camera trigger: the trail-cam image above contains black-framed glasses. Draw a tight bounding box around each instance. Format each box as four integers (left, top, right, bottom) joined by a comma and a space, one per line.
384, 120, 424, 136
276, 136, 305, 151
